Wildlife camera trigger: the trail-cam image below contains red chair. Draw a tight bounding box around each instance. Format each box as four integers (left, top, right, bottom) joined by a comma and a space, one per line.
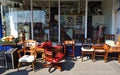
36, 41, 52, 60
44, 48, 64, 72
42, 41, 64, 72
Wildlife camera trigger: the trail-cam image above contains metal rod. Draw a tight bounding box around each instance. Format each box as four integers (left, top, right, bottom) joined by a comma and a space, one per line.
30, 0, 34, 39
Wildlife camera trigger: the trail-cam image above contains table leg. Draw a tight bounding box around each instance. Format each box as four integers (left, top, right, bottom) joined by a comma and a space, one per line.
118, 52, 120, 63
92, 51, 94, 62
104, 53, 108, 62
82, 51, 83, 61
42, 52, 45, 61
93, 51, 95, 62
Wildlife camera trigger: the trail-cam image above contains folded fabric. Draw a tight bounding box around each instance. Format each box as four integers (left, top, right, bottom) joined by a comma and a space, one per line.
105, 40, 115, 47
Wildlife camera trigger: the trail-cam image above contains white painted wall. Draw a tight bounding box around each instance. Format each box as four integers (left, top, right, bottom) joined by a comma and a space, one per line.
115, 11, 120, 41
102, 0, 113, 34
92, 15, 104, 27
114, 0, 120, 41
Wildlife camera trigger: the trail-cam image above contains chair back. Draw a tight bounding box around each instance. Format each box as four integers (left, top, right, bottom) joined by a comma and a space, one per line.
104, 34, 115, 41
24, 40, 37, 48
23, 40, 37, 56
44, 47, 55, 62
41, 41, 52, 50
82, 38, 91, 49
64, 40, 75, 45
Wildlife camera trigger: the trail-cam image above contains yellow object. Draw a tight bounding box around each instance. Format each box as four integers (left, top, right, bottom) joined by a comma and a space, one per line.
9, 35, 14, 41
5, 37, 9, 42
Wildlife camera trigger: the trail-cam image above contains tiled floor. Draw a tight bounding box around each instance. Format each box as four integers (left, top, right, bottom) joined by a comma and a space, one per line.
1, 57, 120, 75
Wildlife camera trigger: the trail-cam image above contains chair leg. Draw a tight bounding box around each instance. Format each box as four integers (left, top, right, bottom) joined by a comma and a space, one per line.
104, 53, 107, 63
18, 62, 20, 71
42, 53, 45, 61
48, 64, 55, 73
55, 63, 62, 71
92, 52, 94, 62
48, 63, 62, 73
32, 62, 35, 71
118, 53, 120, 63
93, 52, 95, 62
82, 51, 83, 61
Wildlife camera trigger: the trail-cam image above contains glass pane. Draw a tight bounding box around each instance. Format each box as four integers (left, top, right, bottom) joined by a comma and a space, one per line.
88, 1, 103, 43
59, 1, 85, 43
27, 1, 49, 42
2, 1, 48, 42
47, 1, 58, 42
1, 6, 9, 37
32, 1, 59, 43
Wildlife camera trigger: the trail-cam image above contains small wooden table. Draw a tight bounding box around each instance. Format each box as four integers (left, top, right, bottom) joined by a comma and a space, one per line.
64, 40, 75, 60
36, 47, 45, 60
0, 40, 23, 51
106, 42, 120, 63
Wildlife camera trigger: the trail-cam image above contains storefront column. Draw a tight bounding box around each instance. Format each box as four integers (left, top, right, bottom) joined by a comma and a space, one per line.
85, 0, 88, 38
0, 5, 3, 50
0, 14, 2, 38
0, 10, 2, 38
58, 0, 61, 43
30, 0, 34, 39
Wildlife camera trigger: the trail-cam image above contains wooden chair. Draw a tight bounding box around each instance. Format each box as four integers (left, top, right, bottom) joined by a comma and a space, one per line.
44, 48, 64, 72
42, 41, 64, 72
93, 43, 110, 62
64, 40, 75, 60
81, 38, 94, 61
17, 40, 37, 71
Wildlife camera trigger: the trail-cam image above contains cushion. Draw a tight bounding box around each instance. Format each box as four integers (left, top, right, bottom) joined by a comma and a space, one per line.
40, 42, 46, 47
81, 47, 94, 51
45, 53, 64, 63
40, 41, 52, 49
19, 55, 35, 62
105, 40, 115, 47
94, 49, 105, 52
53, 53, 64, 63
45, 50, 52, 55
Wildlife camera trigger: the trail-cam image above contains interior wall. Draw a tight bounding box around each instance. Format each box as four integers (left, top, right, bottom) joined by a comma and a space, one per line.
102, 0, 113, 34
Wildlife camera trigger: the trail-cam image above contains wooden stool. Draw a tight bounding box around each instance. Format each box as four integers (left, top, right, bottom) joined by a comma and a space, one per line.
64, 40, 75, 60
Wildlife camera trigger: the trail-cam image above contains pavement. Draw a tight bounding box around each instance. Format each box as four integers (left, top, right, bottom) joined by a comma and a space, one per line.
1, 57, 120, 75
